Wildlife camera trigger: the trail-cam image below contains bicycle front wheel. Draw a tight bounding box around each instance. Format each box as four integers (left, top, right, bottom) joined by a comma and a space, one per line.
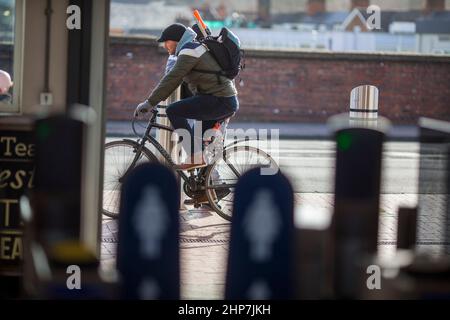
205, 146, 279, 221
103, 140, 158, 219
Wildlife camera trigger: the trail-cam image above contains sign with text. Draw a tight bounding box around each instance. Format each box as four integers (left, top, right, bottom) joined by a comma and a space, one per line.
0, 122, 35, 275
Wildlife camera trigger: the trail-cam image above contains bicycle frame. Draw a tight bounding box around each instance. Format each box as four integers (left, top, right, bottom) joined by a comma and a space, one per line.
128, 107, 254, 191
130, 109, 194, 184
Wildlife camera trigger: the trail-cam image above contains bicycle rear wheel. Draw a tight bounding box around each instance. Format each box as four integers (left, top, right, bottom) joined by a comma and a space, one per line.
205, 146, 279, 221
103, 140, 158, 218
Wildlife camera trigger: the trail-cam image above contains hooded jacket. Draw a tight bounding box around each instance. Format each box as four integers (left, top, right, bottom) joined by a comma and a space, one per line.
147, 27, 237, 106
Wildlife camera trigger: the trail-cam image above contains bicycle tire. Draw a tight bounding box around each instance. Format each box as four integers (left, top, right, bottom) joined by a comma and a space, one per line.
103, 140, 158, 219
205, 146, 279, 221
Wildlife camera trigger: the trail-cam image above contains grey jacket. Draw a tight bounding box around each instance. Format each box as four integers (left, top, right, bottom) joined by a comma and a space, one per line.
147, 28, 237, 106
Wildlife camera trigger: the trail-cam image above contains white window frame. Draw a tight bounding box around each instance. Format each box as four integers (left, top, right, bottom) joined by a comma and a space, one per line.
0, 0, 25, 114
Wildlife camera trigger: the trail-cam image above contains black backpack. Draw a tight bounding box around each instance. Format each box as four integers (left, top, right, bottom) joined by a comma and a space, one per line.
194, 27, 245, 82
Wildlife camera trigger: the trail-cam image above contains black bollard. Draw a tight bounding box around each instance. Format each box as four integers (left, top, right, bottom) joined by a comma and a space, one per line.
331, 127, 386, 299
225, 168, 294, 300
26, 114, 107, 299
117, 163, 180, 300
32, 115, 84, 246
397, 207, 417, 251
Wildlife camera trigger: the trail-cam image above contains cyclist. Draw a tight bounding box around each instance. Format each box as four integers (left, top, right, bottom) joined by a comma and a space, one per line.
135, 23, 239, 171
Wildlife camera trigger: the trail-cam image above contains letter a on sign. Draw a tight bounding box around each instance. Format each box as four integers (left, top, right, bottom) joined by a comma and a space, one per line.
66, 265, 81, 290
66, 5, 81, 30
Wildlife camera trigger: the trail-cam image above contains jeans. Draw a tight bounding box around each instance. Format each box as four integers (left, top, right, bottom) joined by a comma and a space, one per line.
166, 95, 239, 156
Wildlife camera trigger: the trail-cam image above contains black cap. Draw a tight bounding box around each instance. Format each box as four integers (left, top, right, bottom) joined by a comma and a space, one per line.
157, 23, 186, 42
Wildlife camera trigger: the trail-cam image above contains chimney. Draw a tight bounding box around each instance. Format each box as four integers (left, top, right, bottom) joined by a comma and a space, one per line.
351, 0, 370, 10
307, 0, 326, 16
425, 0, 445, 13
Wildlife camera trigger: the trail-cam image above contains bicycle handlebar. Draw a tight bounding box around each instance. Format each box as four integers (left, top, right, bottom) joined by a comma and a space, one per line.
131, 104, 166, 138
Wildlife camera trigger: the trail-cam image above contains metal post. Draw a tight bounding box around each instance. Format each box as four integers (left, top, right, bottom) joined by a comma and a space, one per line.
156, 88, 180, 164
349, 85, 379, 128
156, 87, 188, 209
328, 86, 391, 299
396, 207, 417, 251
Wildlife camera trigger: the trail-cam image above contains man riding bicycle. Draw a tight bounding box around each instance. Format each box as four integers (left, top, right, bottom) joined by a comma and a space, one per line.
135, 23, 239, 171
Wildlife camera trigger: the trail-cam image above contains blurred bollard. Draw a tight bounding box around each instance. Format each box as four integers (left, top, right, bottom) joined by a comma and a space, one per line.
117, 163, 180, 300
225, 168, 294, 300
32, 115, 84, 245
362, 118, 450, 300
328, 114, 391, 299
349, 85, 379, 128
21, 110, 109, 299
396, 255, 450, 299
397, 207, 417, 251
294, 206, 333, 299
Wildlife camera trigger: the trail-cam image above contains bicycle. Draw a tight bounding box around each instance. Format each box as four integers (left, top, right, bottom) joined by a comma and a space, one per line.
103, 105, 279, 221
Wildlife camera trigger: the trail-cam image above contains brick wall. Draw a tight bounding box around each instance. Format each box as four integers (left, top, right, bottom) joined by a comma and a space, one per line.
107, 37, 167, 121
107, 36, 450, 124
2, 39, 449, 124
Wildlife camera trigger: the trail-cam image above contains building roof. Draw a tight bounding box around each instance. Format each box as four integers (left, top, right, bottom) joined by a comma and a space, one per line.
110, 0, 192, 32
111, 0, 450, 35
299, 11, 350, 28
272, 9, 449, 34
416, 11, 450, 34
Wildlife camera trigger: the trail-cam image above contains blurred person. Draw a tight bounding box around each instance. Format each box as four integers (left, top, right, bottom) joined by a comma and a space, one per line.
0, 70, 13, 104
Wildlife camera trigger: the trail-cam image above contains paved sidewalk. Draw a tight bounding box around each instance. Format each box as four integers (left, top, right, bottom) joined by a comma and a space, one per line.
106, 121, 419, 141
99, 192, 449, 300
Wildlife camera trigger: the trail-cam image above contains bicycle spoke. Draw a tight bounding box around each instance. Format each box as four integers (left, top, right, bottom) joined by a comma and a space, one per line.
206, 146, 274, 221
103, 141, 154, 218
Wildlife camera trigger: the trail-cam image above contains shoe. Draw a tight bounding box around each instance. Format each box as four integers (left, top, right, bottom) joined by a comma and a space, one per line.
174, 153, 207, 171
